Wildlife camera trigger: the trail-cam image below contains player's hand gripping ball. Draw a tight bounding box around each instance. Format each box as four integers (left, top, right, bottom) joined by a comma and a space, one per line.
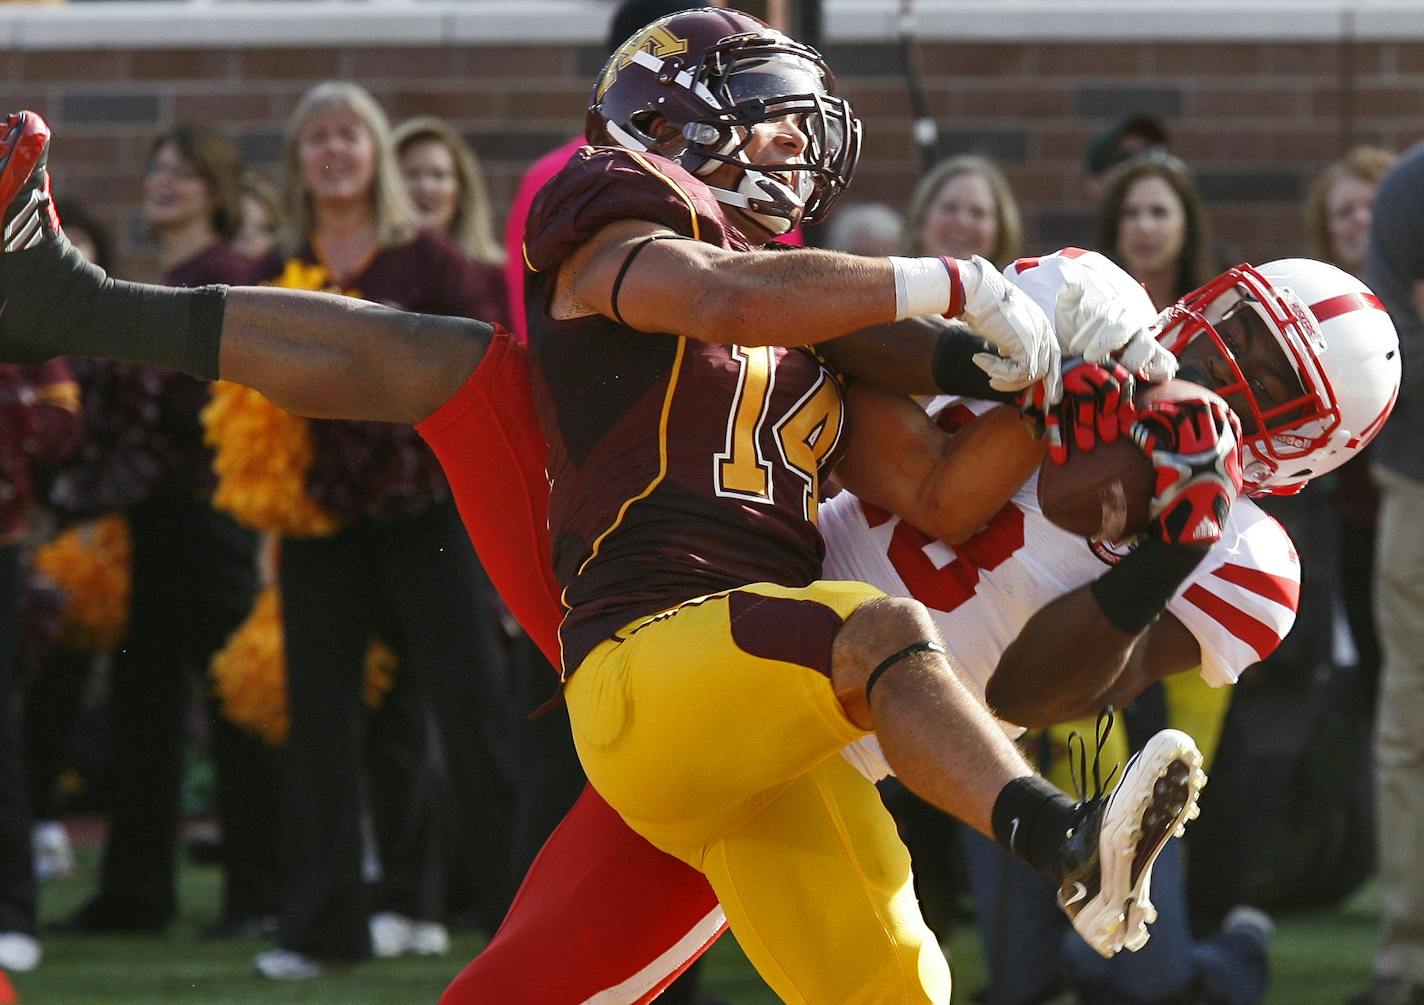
1036, 379, 1236, 543
1020, 358, 1136, 466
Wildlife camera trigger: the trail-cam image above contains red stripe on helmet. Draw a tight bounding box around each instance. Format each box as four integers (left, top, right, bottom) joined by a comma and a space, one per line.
1308, 291, 1386, 323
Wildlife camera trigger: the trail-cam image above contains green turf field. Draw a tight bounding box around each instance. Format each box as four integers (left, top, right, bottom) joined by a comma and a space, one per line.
9, 844, 1379, 1003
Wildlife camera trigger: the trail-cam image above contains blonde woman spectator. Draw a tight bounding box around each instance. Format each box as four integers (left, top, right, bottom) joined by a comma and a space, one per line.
902, 154, 1022, 268
245, 81, 511, 981
393, 116, 502, 266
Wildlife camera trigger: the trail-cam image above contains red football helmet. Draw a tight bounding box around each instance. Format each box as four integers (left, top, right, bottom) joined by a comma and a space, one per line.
1154, 259, 1400, 496
586, 6, 861, 234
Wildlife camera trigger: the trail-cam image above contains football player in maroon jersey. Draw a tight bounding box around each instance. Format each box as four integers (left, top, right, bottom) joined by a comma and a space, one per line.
1, 12, 1212, 999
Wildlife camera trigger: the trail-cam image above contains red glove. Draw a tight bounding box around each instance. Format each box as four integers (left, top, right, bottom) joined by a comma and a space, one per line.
1129, 398, 1244, 546
1022, 358, 1135, 466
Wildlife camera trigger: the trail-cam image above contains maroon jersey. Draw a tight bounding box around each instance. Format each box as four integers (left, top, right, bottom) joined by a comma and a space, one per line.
525, 148, 849, 672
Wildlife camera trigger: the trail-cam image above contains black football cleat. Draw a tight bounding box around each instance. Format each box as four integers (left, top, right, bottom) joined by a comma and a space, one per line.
1057, 726, 1205, 957
1, 111, 61, 253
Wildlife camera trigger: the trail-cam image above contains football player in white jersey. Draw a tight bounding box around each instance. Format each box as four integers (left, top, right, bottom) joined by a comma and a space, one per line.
821, 247, 1400, 1004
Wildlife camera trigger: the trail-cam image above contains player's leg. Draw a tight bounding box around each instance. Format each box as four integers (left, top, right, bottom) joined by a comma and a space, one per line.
560, 581, 956, 1000
0, 111, 487, 423
703, 755, 951, 1004
827, 595, 1207, 957
831, 595, 1038, 834
441, 786, 726, 1005
562, 582, 885, 847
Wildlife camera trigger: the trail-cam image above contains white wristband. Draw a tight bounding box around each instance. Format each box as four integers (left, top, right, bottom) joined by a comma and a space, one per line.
888, 256, 953, 320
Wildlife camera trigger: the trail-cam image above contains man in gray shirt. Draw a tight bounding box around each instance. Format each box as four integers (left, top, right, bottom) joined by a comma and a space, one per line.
1359, 141, 1424, 1005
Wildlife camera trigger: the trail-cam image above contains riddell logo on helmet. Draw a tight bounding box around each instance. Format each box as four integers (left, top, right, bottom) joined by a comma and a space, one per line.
596, 25, 690, 100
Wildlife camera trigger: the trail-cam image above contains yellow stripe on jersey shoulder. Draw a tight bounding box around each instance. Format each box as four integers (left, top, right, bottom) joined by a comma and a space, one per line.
626, 151, 702, 243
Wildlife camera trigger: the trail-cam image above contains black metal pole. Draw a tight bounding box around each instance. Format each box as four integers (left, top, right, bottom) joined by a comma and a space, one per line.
789, 0, 822, 52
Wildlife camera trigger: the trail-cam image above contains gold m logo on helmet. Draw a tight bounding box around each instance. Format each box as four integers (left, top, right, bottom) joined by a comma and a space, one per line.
596, 25, 690, 99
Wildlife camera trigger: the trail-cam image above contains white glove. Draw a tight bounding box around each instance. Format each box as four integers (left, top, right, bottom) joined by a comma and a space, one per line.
950, 255, 1063, 402
1053, 277, 1177, 384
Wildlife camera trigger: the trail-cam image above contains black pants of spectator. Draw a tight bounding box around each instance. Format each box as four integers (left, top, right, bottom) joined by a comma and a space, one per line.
24, 645, 99, 822
278, 499, 515, 960
1338, 518, 1381, 706
0, 542, 37, 936
79, 492, 277, 929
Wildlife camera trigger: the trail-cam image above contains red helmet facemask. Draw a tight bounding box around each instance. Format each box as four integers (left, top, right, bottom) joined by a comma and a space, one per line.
1153, 264, 1339, 496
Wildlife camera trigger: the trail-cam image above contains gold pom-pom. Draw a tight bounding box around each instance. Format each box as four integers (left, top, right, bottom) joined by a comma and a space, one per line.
32, 516, 132, 651
203, 381, 340, 537
210, 585, 288, 744
211, 585, 398, 745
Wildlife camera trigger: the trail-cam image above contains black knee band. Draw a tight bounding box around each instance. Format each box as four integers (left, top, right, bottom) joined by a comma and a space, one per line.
864, 640, 946, 704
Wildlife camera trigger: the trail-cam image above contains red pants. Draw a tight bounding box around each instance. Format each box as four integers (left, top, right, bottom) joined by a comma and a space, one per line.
417, 332, 724, 1004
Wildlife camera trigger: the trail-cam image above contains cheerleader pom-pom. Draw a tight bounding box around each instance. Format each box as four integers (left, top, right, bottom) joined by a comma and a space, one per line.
210, 586, 288, 745
32, 516, 132, 652
211, 586, 399, 745
203, 381, 341, 538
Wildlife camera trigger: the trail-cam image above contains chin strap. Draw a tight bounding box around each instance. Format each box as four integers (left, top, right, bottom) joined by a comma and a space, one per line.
707, 168, 809, 236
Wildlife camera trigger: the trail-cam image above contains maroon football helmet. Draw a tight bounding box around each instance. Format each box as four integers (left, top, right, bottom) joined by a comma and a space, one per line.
586, 7, 861, 233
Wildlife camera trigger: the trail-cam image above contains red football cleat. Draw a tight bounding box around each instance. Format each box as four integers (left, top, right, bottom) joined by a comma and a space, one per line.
1, 110, 60, 253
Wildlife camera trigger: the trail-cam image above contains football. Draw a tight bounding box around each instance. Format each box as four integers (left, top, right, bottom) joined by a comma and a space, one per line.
1036, 378, 1224, 541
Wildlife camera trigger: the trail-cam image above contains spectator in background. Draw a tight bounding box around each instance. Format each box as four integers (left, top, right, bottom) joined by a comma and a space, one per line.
820, 202, 903, 257
1307, 147, 1397, 706
52, 126, 281, 942
22, 198, 109, 889
0, 359, 82, 975
1082, 112, 1170, 201
1097, 150, 1216, 310
902, 153, 1022, 268
234, 170, 281, 261
240, 81, 512, 981
1353, 139, 1424, 1005
393, 116, 503, 267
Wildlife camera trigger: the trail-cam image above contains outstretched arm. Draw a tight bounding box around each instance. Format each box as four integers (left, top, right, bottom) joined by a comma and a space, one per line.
1, 110, 489, 424
218, 287, 490, 423
560, 216, 1056, 393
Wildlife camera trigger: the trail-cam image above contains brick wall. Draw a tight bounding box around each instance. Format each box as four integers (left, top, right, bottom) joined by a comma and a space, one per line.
5, 33, 1422, 278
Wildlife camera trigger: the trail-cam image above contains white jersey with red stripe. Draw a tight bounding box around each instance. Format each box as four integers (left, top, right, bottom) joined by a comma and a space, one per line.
825, 248, 1302, 779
